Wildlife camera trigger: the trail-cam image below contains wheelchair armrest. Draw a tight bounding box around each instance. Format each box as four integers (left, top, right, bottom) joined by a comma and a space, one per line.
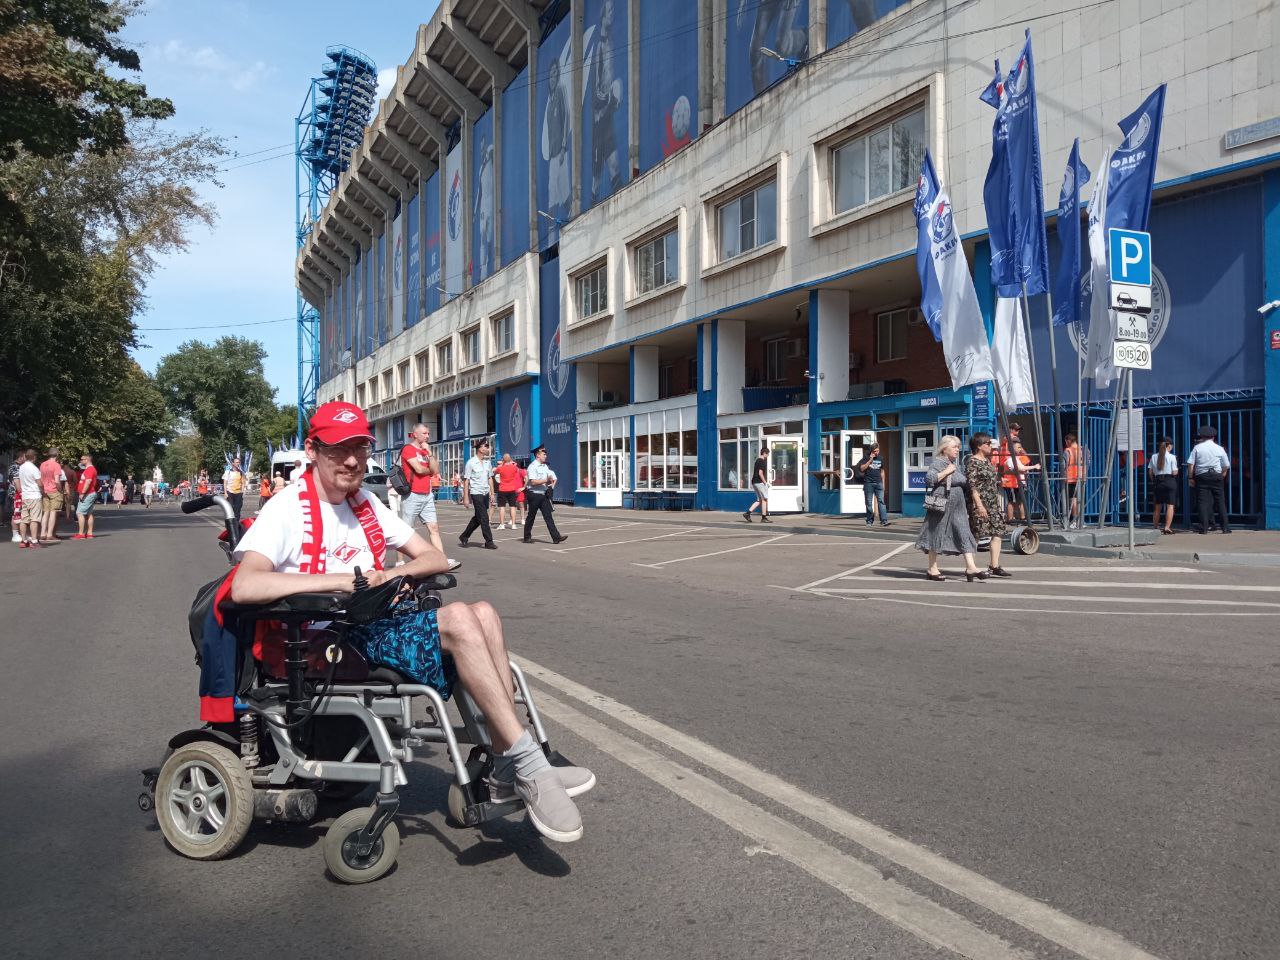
222, 592, 350, 623
416, 573, 458, 592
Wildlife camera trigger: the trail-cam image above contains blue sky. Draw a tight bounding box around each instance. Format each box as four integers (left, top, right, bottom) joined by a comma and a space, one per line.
124, 0, 439, 402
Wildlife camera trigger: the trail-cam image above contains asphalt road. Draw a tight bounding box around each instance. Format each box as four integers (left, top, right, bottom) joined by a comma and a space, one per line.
0, 501, 1275, 960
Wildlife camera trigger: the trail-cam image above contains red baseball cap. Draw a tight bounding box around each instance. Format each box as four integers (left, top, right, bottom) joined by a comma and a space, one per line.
308, 401, 375, 445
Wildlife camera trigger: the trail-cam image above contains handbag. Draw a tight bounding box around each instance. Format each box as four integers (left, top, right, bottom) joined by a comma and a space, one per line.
923, 473, 952, 513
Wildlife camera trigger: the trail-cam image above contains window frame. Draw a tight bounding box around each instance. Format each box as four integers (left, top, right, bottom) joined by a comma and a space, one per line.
460, 325, 482, 370
489, 309, 515, 358
435, 339, 454, 380
764, 337, 787, 383
397, 360, 411, 394
700, 155, 787, 278
572, 258, 609, 326
875, 308, 911, 363
715, 178, 778, 263
415, 350, 430, 386
631, 224, 680, 299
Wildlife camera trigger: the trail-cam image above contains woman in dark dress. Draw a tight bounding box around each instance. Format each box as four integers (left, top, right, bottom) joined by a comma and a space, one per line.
915, 435, 986, 582
965, 432, 1012, 578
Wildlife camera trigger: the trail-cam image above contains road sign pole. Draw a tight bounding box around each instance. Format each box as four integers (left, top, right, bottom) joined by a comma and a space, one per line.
1126, 371, 1136, 551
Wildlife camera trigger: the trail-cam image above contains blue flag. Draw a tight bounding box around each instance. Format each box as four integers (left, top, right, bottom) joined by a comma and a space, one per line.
914, 151, 943, 341
1051, 139, 1090, 328
1106, 84, 1166, 232
982, 33, 1050, 297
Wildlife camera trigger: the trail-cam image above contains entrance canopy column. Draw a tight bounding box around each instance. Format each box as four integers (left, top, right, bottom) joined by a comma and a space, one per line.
716, 319, 745, 415
631, 345, 659, 403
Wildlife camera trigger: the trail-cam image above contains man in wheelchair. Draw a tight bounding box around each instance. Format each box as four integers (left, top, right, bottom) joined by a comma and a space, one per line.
230, 401, 592, 843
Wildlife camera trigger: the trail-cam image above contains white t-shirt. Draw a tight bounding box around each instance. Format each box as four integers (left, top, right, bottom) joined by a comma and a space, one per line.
233, 482, 415, 574
143, 480, 155, 495
18, 461, 41, 500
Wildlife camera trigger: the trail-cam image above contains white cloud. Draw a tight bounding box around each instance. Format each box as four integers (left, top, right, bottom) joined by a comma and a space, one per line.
376, 67, 396, 103
161, 39, 275, 93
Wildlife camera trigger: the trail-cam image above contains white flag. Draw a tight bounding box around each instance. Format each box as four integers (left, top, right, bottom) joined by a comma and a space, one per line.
991, 297, 1034, 406
1083, 146, 1117, 388
923, 192, 994, 389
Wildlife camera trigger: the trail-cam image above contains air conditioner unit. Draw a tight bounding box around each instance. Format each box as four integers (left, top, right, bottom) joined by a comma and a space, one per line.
907, 309, 927, 326
785, 338, 808, 359
848, 351, 862, 370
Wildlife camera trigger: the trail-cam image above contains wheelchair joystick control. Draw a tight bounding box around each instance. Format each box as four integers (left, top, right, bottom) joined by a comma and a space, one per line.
352, 566, 369, 592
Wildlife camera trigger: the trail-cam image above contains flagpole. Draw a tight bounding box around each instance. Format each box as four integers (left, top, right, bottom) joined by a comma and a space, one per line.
1019, 283, 1057, 529
1075, 321, 1084, 528
1096, 372, 1126, 528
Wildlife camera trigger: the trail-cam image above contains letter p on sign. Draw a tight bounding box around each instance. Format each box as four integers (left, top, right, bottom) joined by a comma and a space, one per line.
1108, 228, 1152, 287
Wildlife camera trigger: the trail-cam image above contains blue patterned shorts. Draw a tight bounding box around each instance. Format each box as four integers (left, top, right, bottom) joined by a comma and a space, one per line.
349, 605, 454, 699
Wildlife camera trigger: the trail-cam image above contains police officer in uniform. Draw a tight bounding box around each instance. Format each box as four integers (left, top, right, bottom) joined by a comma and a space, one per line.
1186, 425, 1231, 534
523, 445, 568, 544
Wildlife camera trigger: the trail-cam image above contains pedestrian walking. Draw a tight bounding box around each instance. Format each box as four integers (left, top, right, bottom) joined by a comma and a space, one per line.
257, 474, 272, 509
400, 422, 456, 567
196, 471, 209, 496
459, 438, 497, 550
17, 450, 43, 548
4, 457, 20, 531
742, 446, 772, 523
523, 445, 568, 544
125, 474, 136, 505
112, 477, 126, 508
915, 435, 986, 582
1186, 425, 1231, 535
1148, 436, 1179, 534
516, 459, 528, 524
74, 453, 99, 539
222, 457, 246, 519
856, 442, 890, 526
493, 453, 523, 530
1062, 433, 1085, 529
142, 477, 155, 508
965, 433, 1011, 578
39, 448, 66, 542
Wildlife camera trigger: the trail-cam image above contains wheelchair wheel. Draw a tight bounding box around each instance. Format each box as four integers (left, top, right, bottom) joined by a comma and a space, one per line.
323, 807, 400, 884
155, 742, 253, 861
446, 755, 490, 827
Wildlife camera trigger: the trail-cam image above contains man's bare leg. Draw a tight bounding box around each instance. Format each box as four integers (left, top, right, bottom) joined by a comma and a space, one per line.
436, 602, 523, 750
470, 600, 516, 707
425, 521, 445, 557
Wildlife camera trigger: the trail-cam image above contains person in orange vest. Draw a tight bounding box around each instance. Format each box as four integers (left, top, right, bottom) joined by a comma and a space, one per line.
1002, 439, 1037, 523
1062, 433, 1084, 529
998, 422, 1021, 522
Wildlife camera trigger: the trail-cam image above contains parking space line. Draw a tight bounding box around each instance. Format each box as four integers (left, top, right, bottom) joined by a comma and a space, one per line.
813, 587, 1280, 608
545, 527, 704, 553
834, 576, 1280, 592
631, 533, 793, 568
878, 565, 1201, 574
864, 597, 1276, 617
791, 542, 912, 592
518, 656, 1166, 960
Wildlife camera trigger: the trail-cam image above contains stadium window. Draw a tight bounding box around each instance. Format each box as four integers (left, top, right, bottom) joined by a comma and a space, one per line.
461, 326, 481, 368
381, 369, 393, 400
765, 337, 787, 382
490, 311, 514, 355
832, 108, 926, 214
876, 308, 910, 363
575, 260, 608, 321
436, 340, 453, 378
398, 361, 411, 393
717, 179, 777, 261
632, 226, 679, 296
415, 351, 430, 385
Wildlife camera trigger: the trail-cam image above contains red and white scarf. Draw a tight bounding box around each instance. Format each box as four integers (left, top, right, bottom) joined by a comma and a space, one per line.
296, 466, 386, 574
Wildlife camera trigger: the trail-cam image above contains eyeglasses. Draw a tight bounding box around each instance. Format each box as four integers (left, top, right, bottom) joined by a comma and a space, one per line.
315, 441, 372, 461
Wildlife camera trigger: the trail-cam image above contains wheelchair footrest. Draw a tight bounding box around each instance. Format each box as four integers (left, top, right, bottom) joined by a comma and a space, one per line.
461, 799, 521, 827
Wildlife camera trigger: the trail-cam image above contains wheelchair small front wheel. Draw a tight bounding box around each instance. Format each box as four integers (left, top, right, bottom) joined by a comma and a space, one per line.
323, 807, 400, 884
155, 742, 253, 860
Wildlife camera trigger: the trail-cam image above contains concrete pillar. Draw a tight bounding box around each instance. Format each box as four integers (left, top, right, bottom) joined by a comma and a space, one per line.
809, 0, 828, 58
631, 344, 659, 403
577, 361, 600, 410
462, 112, 473, 290
571, 0, 584, 218
702, 0, 724, 128
716, 319, 746, 414
527, 39, 539, 253
467, 392, 487, 437
696, 322, 717, 509
813, 289, 850, 403
627, 0, 640, 180
1263, 169, 1280, 529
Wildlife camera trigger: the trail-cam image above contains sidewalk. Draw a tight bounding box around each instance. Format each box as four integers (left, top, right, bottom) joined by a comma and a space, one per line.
456, 500, 1280, 565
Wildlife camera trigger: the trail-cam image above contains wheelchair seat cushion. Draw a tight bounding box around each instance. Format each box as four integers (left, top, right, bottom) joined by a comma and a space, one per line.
348, 606, 454, 699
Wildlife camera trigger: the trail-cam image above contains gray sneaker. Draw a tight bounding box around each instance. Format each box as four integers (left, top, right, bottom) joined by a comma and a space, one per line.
514, 768, 582, 843
487, 764, 596, 804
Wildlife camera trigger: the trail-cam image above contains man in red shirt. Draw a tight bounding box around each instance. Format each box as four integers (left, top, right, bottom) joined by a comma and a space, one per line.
74, 453, 99, 539
400, 422, 452, 565
39, 449, 66, 542
492, 453, 523, 530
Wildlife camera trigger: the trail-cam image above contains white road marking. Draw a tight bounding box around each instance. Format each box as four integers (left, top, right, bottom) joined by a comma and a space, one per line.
632, 533, 793, 568
533, 689, 1032, 960
835, 576, 1280, 593
879, 565, 1201, 574
792, 542, 912, 592
517, 656, 1166, 960
545, 527, 704, 553
812, 587, 1280, 608
866, 597, 1279, 616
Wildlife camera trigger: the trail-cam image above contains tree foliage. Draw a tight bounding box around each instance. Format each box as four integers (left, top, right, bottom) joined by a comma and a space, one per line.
45, 357, 171, 475
160, 431, 204, 483
155, 337, 278, 459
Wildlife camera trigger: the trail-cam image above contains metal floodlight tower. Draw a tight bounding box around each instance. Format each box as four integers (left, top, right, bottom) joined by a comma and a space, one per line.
295, 45, 378, 439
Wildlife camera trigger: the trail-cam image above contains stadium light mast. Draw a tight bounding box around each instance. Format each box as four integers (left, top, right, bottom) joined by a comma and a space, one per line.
295, 46, 378, 440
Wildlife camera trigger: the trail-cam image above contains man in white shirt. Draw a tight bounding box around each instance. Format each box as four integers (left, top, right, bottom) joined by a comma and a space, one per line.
231, 402, 590, 842
458, 438, 496, 550
222, 456, 247, 520
522, 445, 568, 544
16, 449, 43, 548
1185, 425, 1231, 535
142, 478, 155, 508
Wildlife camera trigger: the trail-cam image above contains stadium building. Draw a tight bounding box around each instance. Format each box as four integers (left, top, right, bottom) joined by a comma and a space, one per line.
297, 0, 1280, 527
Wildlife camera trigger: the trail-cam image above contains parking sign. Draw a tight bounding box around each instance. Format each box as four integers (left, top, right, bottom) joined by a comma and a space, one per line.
1108, 228, 1152, 286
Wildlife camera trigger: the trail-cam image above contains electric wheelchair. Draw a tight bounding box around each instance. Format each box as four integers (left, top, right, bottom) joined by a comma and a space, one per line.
138, 494, 575, 883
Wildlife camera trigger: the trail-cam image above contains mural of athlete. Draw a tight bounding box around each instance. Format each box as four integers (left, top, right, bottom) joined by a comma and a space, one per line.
736, 0, 808, 96
587, 0, 622, 203
541, 51, 572, 217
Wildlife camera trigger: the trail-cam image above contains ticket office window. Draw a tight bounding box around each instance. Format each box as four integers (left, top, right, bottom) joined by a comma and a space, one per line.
904, 425, 936, 492
718, 420, 803, 489
577, 418, 630, 490
635, 408, 697, 490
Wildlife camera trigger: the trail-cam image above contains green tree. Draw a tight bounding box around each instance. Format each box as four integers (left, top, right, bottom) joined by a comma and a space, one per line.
45, 358, 172, 476
249, 403, 301, 465
160, 431, 204, 483
155, 337, 278, 459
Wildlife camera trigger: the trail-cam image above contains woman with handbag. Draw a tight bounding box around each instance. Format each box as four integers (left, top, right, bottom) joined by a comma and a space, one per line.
914, 435, 987, 582
965, 432, 1012, 578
